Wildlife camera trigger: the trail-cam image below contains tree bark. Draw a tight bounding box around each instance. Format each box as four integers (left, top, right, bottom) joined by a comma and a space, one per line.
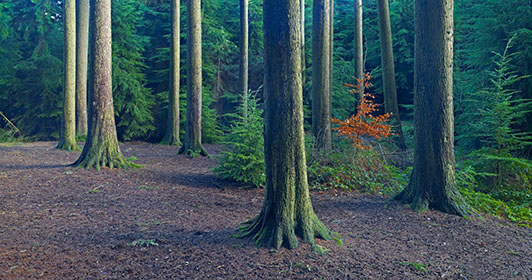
239, 0, 331, 250
57, 0, 80, 152
73, 0, 134, 169
161, 0, 181, 146
239, 0, 249, 119
312, 0, 331, 151
395, 0, 469, 216
301, 0, 306, 87
376, 0, 407, 150
75, 0, 88, 138
329, 0, 334, 95
178, 0, 207, 156
354, 0, 364, 100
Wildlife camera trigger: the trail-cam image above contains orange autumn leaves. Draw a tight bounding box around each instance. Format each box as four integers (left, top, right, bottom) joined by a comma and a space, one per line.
331, 73, 392, 150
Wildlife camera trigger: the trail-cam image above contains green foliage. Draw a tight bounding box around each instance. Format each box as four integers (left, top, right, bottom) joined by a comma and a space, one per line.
306, 137, 409, 196
399, 262, 428, 273
456, 164, 532, 227
201, 88, 223, 144
127, 239, 159, 247
457, 36, 532, 189
214, 91, 265, 188
112, 0, 155, 141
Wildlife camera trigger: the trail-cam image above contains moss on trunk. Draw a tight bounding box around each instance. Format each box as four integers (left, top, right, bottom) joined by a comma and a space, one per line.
73, 0, 135, 169
239, 0, 331, 250
394, 0, 469, 216
57, 0, 80, 152
312, 0, 332, 151
161, 0, 181, 146
376, 0, 407, 150
178, 0, 207, 156
75, 0, 89, 138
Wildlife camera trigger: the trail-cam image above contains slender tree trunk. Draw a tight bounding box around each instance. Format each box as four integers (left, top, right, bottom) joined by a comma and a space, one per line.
354, 0, 364, 100
395, 0, 469, 216
376, 0, 407, 149
329, 0, 334, 94
75, 0, 88, 138
57, 0, 80, 151
178, 0, 207, 156
73, 0, 134, 169
239, 0, 249, 119
301, 0, 306, 87
239, 0, 331, 250
312, 0, 331, 151
161, 0, 181, 146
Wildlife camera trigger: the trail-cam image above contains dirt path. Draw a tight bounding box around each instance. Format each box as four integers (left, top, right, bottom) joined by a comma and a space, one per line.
0, 142, 531, 279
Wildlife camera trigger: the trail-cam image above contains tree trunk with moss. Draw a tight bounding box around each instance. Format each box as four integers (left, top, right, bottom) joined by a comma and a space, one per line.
178, 0, 207, 156
329, 0, 334, 95
354, 0, 364, 100
75, 0, 88, 138
376, 0, 406, 150
301, 0, 306, 87
395, 0, 469, 216
239, 0, 331, 250
312, 0, 331, 151
76, 0, 89, 137
239, 0, 249, 119
57, 0, 80, 152
73, 0, 134, 169
161, 0, 181, 146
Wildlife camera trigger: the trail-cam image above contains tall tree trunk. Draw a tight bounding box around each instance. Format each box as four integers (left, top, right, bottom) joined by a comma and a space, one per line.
75, 0, 88, 138
161, 0, 181, 146
376, 0, 407, 149
312, 0, 331, 151
57, 0, 80, 151
178, 0, 207, 156
329, 0, 334, 94
395, 0, 469, 216
239, 0, 331, 250
73, 0, 134, 169
239, 0, 249, 119
301, 0, 306, 87
354, 0, 364, 100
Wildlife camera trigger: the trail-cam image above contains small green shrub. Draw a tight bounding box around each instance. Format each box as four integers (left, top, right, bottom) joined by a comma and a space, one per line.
214, 91, 265, 188
306, 136, 409, 196
127, 239, 159, 247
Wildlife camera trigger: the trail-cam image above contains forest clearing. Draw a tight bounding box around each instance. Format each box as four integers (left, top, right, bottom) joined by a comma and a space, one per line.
0, 142, 531, 279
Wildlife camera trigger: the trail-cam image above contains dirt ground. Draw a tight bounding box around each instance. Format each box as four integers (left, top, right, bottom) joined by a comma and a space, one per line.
0, 142, 531, 279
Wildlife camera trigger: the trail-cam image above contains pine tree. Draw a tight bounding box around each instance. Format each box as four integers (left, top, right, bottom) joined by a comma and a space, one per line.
75, 0, 89, 138
395, 0, 469, 216
73, 0, 136, 169
239, 0, 331, 250
312, 0, 332, 151
57, 0, 80, 151
178, 0, 207, 156
160, 0, 181, 145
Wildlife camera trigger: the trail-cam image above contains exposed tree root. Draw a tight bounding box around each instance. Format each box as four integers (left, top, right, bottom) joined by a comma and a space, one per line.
159, 135, 181, 146
177, 144, 208, 157
72, 141, 139, 170
395, 180, 470, 217
238, 208, 331, 250
56, 139, 81, 152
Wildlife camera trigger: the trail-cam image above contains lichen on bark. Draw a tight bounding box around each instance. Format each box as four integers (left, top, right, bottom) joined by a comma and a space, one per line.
72, 0, 136, 170
394, 0, 469, 216
238, 0, 331, 250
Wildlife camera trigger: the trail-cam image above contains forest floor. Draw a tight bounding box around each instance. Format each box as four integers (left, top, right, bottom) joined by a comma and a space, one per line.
0, 142, 531, 279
